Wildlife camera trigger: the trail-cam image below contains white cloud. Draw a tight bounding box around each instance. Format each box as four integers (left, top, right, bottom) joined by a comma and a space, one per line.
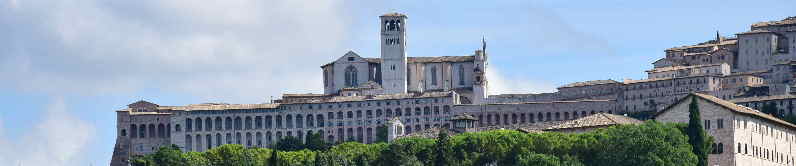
486, 67, 556, 95
0, 98, 96, 166
0, 0, 346, 103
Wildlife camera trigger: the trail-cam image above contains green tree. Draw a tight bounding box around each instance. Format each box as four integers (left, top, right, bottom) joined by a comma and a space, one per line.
686, 97, 710, 166
152, 144, 185, 165
590, 122, 697, 166
270, 150, 279, 166
433, 130, 453, 166
305, 131, 329, 151
275, 136, 305, 151
516, 152, 560, 166
375, 124, 389, 143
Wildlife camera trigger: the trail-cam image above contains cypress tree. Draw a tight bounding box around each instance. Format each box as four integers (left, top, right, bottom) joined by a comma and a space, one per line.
686, 96, 710, 166
269, 150, 279, 166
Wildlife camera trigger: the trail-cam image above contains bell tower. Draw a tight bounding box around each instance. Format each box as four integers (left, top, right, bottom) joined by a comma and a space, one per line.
380, 13, 408, 94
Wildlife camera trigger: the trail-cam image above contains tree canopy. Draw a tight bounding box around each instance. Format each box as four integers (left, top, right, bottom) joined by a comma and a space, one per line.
132, 121, 699, 166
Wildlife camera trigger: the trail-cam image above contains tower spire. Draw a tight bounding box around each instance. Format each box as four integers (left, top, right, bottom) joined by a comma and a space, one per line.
481, 36, 486, 53
716, 30, 721, 43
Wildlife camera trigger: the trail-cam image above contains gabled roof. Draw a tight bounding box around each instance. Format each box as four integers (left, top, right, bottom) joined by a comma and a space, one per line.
656, 93, 796, 129
751, 16, 796, 28
128, 100, 159, 108
558, 80, 620, 88
545, 113, 642, 130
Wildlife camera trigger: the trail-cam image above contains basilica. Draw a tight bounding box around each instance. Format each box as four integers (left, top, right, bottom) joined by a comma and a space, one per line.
112, 14, 796, 166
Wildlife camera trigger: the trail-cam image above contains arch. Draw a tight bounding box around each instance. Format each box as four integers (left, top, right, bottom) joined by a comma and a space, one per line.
195, 118, 202, 131
512, 114, 518, 124
317, 114, 325, 127
581, 111, 587, 117
206, 134, 212, 150
276, 115, 283, 128
443, 106, 451, 114
376, 109, 382, 117
487, 114, 493, 124
366, 110, 373, 118
573, 111, 579, 119
366, 128, 373, 143
185, 135, 193, 151
215, 133, 222, 147
296, 114, 304, 128
121, 129, 128, 137
175, 124, 181, 132
215, 117, 223, 131
405, 108, 412, 116
246, 132, 253, 147
357, 127, 364, 142
245, 116, 253, 130
345, 66, 358, 87
478, 114, 484, 126
276, 131, 283, 141
225, 117, 233, 130
347, 111, 353, 119
307, 114, 314, 128
433, 106, 440, 115
226, 133, 232, 144
236, 132, 242, 144
130, 124, 138, 138
537, 112, 544, 122
520, 114, 526, 123
424, 107, 431, 115
337, 111, 343, 119
255, 116, 263, 129
564, 112, 570, 120
495, 114, 500, 124
158, 124, 166, 138
415, 107, 422, 116
554, 112, 560, 121
148, 124, 156, 138
196, 135, 203, 152
356, 110, 362, 118
546, 112, 551, 121
185, 118, 193, 132
337, 128, 344, 142
286, 114, 293, 128
347, 128, 354, 141
205, 117, 212, 131
718, 143, 724, 154
503, 114, 509, 125
414, 125, 421, 133
529, 113, 535, 123
386, 109, 393, 117
266, 131, 273, 146
265, 115, 273, 128
234, 117, 243, 130
216, 133, 223, 147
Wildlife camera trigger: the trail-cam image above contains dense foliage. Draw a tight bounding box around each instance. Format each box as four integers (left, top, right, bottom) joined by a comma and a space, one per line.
686, 97, 711, 166
132, 121, 698, 166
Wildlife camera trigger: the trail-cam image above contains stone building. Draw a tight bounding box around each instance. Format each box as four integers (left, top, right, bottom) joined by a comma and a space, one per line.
655, 93, 796, 166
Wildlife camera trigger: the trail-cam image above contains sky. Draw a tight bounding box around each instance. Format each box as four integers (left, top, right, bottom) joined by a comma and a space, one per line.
0, 0, 794, 165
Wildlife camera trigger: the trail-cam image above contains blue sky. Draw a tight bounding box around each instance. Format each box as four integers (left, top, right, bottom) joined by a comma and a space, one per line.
0, 0, 794, 165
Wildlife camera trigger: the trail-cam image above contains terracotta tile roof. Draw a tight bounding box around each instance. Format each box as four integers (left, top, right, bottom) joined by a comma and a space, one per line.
645, 63, 725, 73
545, 113, 642, 130
279, 91, 454, 104
728, 95, 796, 103
381, 12, 407, 17
751, 16, 796, 28
473, 99, 615, 106
737, 30, 776, 35
657, 93, 796, 129
558, 80, 620, 88
160, 103, 281, 111
666, 38, 738, 51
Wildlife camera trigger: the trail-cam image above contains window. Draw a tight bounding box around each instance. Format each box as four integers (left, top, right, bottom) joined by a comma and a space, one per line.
705, 120, 711, 129
430, 66, 437, 86
345, 66, 358, 87
718, 119, 724, 129
458, 65, 465, 85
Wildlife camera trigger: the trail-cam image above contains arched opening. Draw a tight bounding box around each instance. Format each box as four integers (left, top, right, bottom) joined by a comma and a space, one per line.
345, 66, 359, 87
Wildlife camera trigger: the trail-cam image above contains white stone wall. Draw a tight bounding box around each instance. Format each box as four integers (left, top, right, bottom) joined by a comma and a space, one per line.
455, 100, 617, 126
657, 95, 796, 166
380, 16, 408, 94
